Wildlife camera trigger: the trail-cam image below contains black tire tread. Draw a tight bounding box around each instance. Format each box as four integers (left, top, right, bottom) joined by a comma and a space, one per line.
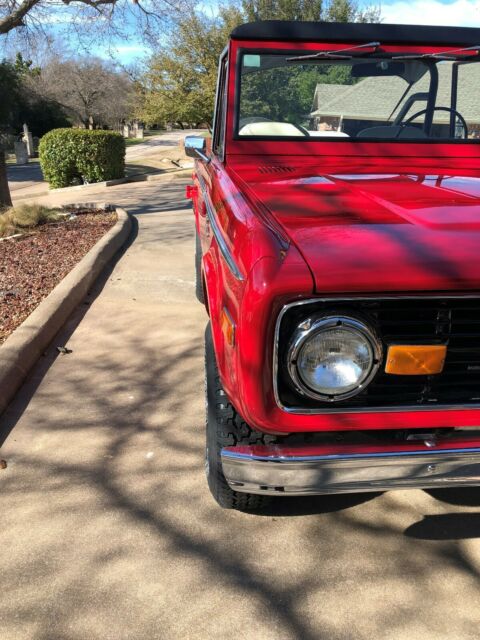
205, 323, 276, 510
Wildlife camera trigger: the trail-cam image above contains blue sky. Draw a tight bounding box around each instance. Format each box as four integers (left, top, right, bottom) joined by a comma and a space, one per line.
380, 0, 480, 27
93, 43, 152, 66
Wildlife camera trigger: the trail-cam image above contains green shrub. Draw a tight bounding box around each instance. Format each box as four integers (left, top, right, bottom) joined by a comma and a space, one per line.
39, 129, 125, 188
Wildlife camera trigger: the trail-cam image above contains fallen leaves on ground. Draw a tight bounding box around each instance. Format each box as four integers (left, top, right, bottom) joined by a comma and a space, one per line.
0, 210, 117, 344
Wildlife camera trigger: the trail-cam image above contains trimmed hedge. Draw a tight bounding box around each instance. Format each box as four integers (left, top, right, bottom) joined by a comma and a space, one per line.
39, 129, 125, 188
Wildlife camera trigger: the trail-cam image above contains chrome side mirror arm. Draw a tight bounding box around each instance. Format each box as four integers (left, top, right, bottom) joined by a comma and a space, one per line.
195, 149, 211, 164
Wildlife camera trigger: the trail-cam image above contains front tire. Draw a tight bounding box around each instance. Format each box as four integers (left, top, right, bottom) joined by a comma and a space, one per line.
205, 323, 275, 510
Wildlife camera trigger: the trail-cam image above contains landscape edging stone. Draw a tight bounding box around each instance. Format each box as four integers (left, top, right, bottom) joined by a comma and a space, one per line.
0, 206, 131, 415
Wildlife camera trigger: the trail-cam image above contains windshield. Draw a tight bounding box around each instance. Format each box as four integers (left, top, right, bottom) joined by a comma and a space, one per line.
237, 52, 480, 141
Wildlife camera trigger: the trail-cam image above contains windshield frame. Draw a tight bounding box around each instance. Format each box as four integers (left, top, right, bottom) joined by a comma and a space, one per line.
233, 47, 479, 144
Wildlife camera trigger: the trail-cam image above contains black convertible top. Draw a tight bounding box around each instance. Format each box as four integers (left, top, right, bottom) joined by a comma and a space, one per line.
230, 21, 480, 47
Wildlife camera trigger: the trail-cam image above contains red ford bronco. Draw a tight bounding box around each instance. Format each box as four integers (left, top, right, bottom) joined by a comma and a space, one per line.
185, 20, 480, 510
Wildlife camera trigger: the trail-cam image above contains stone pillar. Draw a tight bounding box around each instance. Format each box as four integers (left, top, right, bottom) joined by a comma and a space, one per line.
135, 124, 144, 139
14, 140, 29, 165
122, 124, 131, 138
22, 123, 34, 158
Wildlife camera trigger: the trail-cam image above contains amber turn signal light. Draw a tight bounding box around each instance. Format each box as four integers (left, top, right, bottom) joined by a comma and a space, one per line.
385, 345, 446, 375
221, 308, 235, 347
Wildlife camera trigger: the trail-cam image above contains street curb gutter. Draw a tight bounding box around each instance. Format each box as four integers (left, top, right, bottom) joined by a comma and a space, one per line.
0, 207, 132, 416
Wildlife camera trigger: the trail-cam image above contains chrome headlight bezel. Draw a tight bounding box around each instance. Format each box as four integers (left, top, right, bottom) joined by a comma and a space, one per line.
286, 315, 383, 403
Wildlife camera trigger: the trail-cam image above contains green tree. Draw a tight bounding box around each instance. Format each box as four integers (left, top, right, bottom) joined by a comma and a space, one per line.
325, 0, 380, 22
239, 61, 353, 125
0, 55, 69, 138
0, 61, 22, 207
242, 0, 379, 22
242, 0, 323, 21
138, 7, 243, 128
0, 60, 24, 130
0, 54, 71, 208
13, 53, 40, 78
138, 0, 380, 129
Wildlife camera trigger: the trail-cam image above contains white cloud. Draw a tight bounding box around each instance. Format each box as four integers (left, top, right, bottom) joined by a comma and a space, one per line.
381, 0, 480, 27
113, 45, 150, 54
93, 43, 152, 64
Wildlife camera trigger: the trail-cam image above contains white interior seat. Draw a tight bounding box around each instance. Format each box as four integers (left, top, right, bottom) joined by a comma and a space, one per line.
239, 121, 306, 136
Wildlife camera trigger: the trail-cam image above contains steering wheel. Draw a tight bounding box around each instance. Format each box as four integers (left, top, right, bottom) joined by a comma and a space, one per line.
400, 106, 469, 139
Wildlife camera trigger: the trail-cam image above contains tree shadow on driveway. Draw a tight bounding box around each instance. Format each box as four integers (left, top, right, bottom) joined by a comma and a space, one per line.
405, 513, 480, 540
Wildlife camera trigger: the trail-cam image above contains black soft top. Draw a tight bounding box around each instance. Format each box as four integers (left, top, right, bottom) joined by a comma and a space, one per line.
230, 21, 480, 47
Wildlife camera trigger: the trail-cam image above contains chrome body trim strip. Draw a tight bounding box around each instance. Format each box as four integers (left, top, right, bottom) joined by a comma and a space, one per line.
221, 446, 480, 495
197, 174, 244, 281
272, 295, 480, 415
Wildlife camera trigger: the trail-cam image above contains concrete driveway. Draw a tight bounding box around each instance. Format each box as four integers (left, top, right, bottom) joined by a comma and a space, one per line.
125, 129, 202, 161
0, 178, 479, 640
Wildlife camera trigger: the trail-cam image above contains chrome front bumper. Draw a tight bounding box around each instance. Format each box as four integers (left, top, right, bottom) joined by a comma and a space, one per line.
221, 441, 480, 496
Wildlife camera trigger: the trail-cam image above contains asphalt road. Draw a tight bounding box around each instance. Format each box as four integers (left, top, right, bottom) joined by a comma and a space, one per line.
0, 178, 479, 640
7, 162, 44, 194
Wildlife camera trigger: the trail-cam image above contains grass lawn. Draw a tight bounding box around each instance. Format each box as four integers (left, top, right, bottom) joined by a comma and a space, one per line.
5, 156, 40, 165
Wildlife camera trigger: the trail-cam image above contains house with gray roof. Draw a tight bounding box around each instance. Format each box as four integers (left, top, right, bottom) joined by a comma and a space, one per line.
310, 62, 480, 137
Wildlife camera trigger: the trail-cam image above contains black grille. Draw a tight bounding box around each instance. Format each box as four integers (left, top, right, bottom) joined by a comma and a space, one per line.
277, 297, 480, 410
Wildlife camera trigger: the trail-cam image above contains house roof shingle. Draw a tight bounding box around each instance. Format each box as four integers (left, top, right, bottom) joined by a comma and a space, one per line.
311, 62, 480, 124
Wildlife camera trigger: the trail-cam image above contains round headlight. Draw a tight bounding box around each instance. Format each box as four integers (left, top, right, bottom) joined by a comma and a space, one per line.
287, 316, 382, 402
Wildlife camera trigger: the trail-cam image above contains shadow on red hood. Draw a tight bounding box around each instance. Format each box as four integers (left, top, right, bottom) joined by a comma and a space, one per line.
239, 170, 480, 294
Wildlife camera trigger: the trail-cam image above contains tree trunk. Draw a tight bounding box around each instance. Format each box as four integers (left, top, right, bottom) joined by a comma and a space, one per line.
0, 150, 12, 209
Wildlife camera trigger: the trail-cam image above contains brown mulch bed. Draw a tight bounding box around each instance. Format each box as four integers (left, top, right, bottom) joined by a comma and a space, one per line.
0, 210, 117, 344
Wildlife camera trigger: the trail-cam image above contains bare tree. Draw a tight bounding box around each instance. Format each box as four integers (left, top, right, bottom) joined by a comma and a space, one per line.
30, 58, 135, 128
0, 0, 185, 38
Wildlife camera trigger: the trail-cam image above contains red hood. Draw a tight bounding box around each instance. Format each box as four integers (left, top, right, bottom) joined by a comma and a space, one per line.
238, 169, 480, 294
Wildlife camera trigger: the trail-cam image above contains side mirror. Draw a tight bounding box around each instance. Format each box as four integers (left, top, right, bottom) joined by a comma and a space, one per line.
184, 136, 210, 162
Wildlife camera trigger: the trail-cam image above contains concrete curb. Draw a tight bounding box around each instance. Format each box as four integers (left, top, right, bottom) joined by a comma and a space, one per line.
13, 190, 49, 201
0, 206, 132, 415
12, 168, 193, 202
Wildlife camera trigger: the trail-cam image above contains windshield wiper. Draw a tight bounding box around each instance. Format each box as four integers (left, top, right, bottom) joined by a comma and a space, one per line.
286, 42, 381, 62
393, 45, 480, 61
